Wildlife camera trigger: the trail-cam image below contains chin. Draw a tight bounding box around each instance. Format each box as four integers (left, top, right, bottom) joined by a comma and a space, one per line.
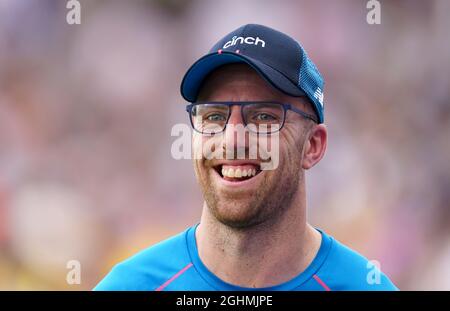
208, 199, 265, 229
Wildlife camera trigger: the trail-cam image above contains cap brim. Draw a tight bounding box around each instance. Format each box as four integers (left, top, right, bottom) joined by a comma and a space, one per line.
180, 51, 306, 102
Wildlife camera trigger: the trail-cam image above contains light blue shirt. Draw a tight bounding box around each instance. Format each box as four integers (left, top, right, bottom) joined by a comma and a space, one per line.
94, 223, 398, 291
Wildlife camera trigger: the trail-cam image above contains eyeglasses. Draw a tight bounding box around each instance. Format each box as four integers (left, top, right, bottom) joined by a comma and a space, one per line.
185, 101, 318, 134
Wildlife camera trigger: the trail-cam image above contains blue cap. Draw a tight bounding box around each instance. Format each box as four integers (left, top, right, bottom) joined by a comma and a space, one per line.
180, 24, 325, 123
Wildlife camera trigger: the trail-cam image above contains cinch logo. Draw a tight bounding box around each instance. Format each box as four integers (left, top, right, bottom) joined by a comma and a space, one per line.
223, 36, 266, 49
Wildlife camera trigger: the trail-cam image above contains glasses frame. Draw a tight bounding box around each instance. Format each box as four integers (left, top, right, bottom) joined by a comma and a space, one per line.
185, 101, 318, 134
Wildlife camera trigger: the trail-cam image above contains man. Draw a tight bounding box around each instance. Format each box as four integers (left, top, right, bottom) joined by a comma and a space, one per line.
95, 24, 397, 291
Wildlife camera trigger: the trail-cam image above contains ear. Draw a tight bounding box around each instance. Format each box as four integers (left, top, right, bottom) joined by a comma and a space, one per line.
302, 124, 327, 170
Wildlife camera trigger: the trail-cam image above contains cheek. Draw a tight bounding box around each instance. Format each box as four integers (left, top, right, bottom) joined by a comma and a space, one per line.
193, 159, 211, 186
192, 137, 217, 181
279, 129, 304, 167
191, 134, 203, 160
192, 134, 224, 160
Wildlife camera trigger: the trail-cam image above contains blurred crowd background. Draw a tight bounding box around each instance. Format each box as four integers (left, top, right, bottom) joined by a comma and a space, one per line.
0, 0, 449, 290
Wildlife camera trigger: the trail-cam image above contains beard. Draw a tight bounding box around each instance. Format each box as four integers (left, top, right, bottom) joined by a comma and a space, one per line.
196, 156, 302, 230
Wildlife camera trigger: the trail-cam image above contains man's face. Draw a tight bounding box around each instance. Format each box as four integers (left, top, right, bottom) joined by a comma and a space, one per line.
192, 64, 315, 229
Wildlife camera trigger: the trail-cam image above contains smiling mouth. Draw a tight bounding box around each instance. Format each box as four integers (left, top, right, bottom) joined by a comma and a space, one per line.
214, 164, 262, 182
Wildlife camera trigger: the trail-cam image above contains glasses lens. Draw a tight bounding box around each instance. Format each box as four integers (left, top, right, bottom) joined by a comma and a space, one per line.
242, 102, 284, 133
190, 103, 229, 134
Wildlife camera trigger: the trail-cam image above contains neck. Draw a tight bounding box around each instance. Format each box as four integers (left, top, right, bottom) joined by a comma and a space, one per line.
195, 183, 322, 288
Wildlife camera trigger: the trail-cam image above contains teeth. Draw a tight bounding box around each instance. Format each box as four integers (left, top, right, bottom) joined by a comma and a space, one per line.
221, 166, 258, 178
228, 168, 235, 177
235, 168, 242, 178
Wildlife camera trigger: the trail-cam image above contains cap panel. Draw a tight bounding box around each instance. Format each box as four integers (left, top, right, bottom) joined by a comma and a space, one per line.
209, 24, 302, 86
180, 52, 305, 102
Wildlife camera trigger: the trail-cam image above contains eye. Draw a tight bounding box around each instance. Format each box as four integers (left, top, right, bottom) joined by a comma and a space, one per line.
254, 113, 277, 121
206, 113, 227, 122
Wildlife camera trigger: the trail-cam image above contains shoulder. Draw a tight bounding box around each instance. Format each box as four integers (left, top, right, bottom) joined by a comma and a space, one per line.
94, 227, 192, 291
316, 232, 398, 291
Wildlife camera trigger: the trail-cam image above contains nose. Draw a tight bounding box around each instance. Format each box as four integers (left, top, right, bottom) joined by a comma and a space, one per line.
227, 105, 244, 127
223, 105, 247, 152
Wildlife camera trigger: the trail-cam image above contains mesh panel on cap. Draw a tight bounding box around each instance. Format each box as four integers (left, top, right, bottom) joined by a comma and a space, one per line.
298, 47, 324, 123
